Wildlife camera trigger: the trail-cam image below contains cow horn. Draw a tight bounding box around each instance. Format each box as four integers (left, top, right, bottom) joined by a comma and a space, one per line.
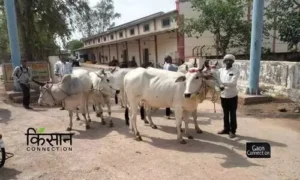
185, 64, 188, 71
215, 61, 219, 66
32, 79, 46, 86
101, 69, 106, 75
111, 67, 116, 73
193, 58, 197, 67
199, 63, 205, 72
204, 60, 210, 68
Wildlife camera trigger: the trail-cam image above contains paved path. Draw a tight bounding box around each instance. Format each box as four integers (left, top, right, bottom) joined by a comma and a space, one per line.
0, 66, 299, 180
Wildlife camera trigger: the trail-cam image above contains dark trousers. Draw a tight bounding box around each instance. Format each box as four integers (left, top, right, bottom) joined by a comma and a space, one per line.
166, 108, 171, 116
220, 96, 238, 134
19, 83, 30, 107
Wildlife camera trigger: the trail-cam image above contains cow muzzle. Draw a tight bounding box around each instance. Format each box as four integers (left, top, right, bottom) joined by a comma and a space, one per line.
184, 93, 191, 98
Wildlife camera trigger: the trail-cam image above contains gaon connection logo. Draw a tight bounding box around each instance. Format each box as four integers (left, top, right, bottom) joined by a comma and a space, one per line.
25, 127, 74, 152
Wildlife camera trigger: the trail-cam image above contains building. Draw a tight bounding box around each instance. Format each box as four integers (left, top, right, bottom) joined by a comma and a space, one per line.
78, 0, 294, 66
78, 9, 182, 66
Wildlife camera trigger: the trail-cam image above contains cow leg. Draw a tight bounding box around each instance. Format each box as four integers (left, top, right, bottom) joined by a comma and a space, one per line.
174, 107, 185, 144
120, 90, 125, 108
145, 105, 157, 129
98, 105, 106, 125
86, 103, 91, 122
67, 111, 73, 131
130, 101, 142, 141
76, 110, 80, 121
192, 110, 202, 133
82, 99, 90, 130
105, 97, 113, 127
183, 111, 193, 139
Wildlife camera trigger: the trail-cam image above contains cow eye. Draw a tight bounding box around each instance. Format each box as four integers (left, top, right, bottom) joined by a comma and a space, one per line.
107, 79, 110, 82
195, 76, 199, 79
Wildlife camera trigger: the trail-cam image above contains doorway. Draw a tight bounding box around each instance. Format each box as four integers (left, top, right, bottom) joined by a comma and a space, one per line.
122, 49, 128, 62
143, 48, 149, 64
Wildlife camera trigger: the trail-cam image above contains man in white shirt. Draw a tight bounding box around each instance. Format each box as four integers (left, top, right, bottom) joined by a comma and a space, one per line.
217, 54, 240, 138
54, 56, 73, 110
12, 59, 33, 109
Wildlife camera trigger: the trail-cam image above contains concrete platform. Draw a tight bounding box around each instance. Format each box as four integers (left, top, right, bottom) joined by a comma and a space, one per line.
238, 93, 273, 105
5, 89, 40, 103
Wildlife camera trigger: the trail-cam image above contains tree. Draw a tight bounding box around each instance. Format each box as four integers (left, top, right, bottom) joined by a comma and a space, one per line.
0, 0, 90, 61
265, 0, 300, 51
65, 39, 84, 52
178, 0, 252, 56
76, 0, 121, 37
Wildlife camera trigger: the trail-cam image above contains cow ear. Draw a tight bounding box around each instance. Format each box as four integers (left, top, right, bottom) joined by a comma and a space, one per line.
175, 76, 186, 83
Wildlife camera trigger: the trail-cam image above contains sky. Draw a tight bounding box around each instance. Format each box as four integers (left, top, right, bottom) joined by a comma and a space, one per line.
71, 0, 176, 40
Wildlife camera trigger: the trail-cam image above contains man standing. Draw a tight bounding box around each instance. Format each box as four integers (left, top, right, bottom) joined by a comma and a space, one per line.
54, 56, 73, 110
218, 54, 240, 138
12, 59, 33, 109
163, 56, 178, 119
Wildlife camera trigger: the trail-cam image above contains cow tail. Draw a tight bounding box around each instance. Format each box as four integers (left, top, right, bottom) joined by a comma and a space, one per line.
115, 93, 118, 104
140, 103, 145, 120
124, 90, 130, 126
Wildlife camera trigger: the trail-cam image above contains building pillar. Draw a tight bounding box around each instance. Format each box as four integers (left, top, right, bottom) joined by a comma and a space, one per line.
154, 35, 158, 66
176, 0, 185, 61
108, 45, 111, 62
4, 0, 22, 91
246, 0, 265, 95
138, 39, 142, 66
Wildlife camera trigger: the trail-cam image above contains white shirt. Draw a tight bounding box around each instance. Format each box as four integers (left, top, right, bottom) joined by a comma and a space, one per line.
163, 63, 169, 70
54, 60, 73, 77
218, 67, 240, 98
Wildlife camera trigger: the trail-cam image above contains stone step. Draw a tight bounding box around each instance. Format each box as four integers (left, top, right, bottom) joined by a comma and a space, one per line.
238, 94, 273, 105
11, 94, 40, 103
6, 89, 39, 99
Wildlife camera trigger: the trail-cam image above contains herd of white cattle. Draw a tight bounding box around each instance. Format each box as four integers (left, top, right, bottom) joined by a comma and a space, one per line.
35, 59, 224, 144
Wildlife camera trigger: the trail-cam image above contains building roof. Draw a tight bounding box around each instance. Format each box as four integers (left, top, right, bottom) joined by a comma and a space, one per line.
81, 10, 177, 41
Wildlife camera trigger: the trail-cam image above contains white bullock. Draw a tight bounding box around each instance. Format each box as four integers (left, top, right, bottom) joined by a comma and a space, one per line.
37, 69, 93, 131
123, 65, 222, 144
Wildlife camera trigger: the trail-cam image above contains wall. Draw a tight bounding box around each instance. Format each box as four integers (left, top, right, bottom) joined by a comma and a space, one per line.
209, 59, 300, 102
127, 40, 140, 66
157, 32, 177, 65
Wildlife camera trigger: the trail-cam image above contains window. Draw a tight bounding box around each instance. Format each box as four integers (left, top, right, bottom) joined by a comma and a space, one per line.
143, 24, 150, 32
130, 29, 135, 35
98, 38, 100, 43
119, 32, 123, 38
162, 18, 170, 27
110, 34, 114, 40
103, 37, 106, 41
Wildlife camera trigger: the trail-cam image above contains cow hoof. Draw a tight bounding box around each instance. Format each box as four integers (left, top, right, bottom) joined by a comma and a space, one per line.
179, 139, 186, 144
96, 114, 100, 117
180, 129, 184, 132
126, 122, 129, 126
135, 136, 142, 141
88, 119, 92, 122
76, 117, 80, 121
66, 127, 72, 131
144, 120, 149, 124
196, 129, 203, 134
188, 135, 194, 139
151, 125, 157, 129
136, 132, 140, 136
109, 122, 113, 128
86, 125, 90, 129
101, 121, 106, 125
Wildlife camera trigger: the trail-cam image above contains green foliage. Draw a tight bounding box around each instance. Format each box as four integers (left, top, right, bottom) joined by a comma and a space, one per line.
76, 0, 121, 37
265, 0, 300, 51
178, 0, 251, 56
65, 39, 84, 52
0, 0, 90, 61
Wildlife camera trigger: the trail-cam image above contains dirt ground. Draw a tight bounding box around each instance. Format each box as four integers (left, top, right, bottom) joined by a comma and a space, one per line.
0, 66, 300, 180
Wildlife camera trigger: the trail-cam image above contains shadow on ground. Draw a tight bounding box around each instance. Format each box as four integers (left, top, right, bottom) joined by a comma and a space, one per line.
0, 108, 11, 124
0, 167, 22, 180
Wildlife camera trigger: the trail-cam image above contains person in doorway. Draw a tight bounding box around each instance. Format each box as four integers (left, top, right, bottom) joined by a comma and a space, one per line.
218, 54, 240, 138
163, 56, 178, 118
12, 59, 33, 110
54, 56, 73, 110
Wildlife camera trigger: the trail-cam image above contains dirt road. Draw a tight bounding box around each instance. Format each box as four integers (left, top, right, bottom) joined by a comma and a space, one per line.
0, 66, 299, 180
